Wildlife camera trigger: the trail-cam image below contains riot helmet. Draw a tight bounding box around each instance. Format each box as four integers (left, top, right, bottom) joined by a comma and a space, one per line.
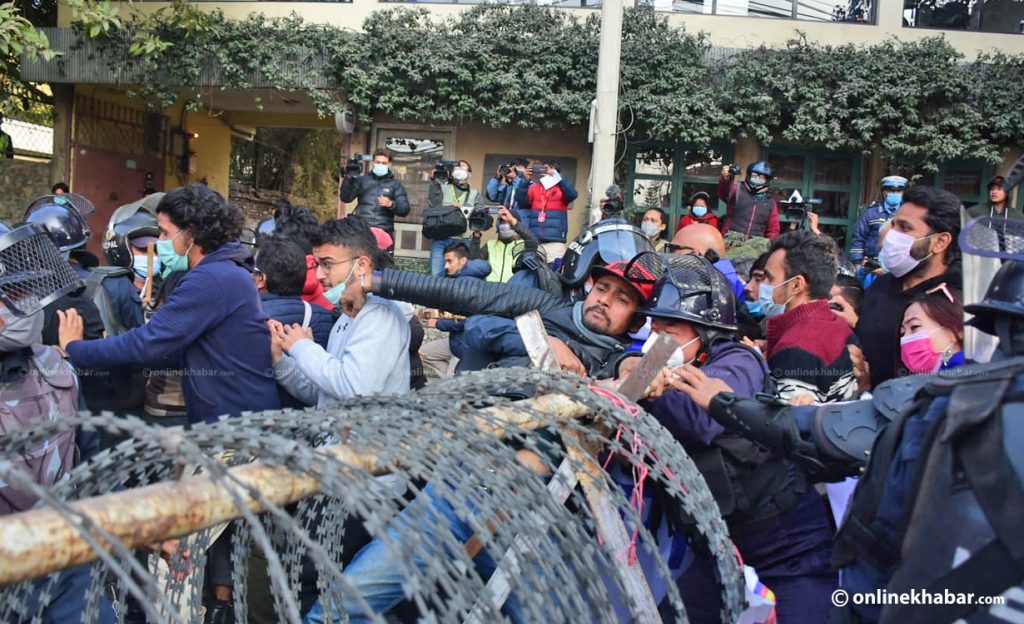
644, 253, 738, 335
257, 216, 276, 238
103, 194, 162, 268
22, 195, 92, 252
560, 219, 655, 288
745, 161, 774, 193
964, 261, 1024, 336
0, 223, 84, 317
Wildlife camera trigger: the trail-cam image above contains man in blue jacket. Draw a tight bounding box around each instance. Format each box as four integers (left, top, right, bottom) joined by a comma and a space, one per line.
420, 241, 491, 378
57, 184, 281, 425
254, 235, 336, 407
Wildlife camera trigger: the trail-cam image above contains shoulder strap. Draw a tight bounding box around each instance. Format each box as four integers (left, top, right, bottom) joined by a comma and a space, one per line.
301, 300, 312, 330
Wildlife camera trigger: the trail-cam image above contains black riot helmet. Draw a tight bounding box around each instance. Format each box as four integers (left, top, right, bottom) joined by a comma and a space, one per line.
965, 261, 1024, 336
102, 194, 162, 268
560, 219, 655, 288
644, 253, 738, 336
0, 223, 84, 317
22, 196, 92, 252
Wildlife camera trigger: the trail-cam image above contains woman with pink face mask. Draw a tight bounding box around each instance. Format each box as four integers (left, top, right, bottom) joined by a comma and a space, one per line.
899, 282, 965, 374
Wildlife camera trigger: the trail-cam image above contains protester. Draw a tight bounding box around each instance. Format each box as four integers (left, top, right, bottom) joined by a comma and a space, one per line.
274, 201, 333, 310
762, 230, 857, 403
677, 191, 719, 231
855, 186, 961, 389
419, 242, 491, 379
899, 283, 964, 374
57, 184, 281, 424
271, 217, 411, 404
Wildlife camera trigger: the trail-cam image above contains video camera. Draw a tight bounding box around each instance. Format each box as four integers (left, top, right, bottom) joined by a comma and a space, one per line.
727, 164, 741, 177
600, 185, 624, 220
345, 153, 371, 176
468, 206, 494, 233
779, 189, 822, 222
433, 160, 461, 183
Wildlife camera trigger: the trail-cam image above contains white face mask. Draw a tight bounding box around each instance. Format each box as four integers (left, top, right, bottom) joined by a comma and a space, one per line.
452, 169, 469, 182
642, 332, 702, 368
132, 254, 159, 280
640, 221, 661, 239
0, 306, 44, 352
372, 164, 389, 177
880, 229, 934, 278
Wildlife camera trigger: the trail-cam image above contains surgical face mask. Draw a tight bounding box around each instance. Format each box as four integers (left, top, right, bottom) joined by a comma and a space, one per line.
691, 205, 708, 218
900, 327, 952, 374
640, 221, 661, 239
132, 254, 159, 280
880, 229, 934, 279
0, 307, 44, 352
884, 192, 903, 208
641, 332, 701, 368
452, 169, 469, 182
156, 230, 191, 274
372, 164, 389, 177
749, 174, 768, 188
324, 282, 345, 305
497, 223, 516, 241
758, 277, 795, 318
746, 300, 764, 317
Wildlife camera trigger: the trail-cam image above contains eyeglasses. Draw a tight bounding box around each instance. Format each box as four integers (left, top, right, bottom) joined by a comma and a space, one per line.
665, 243, 697, 254
314, 256, 357, 271
926, 282, 955, 304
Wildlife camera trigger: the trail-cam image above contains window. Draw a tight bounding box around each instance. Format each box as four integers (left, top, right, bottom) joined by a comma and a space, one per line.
915, 160, 994, 208
639, 0, 874, 22
903, 0, 1024, 34
372, 125, 456, 258
626, 144, 734, 233
381, 0, 600, 6
762, 147, 863, 250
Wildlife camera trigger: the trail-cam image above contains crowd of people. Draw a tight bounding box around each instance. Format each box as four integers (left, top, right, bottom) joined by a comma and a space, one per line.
1, 153, 1019, 624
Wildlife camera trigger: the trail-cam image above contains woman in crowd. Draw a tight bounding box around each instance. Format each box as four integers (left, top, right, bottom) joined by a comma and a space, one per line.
899, 282, 964, 374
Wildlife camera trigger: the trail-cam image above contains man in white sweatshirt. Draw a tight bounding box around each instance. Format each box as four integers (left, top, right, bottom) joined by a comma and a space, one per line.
271, 217, 410, 404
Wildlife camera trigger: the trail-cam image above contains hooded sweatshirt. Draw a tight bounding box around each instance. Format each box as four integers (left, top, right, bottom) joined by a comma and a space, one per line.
66, 242, 281, 424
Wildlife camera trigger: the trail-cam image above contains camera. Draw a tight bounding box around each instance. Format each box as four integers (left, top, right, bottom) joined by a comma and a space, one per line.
779, 189, 822, 222
433, 160, 460, 183
345, 153, 371, 176
601, 185, 623, 220
498, 164, 513, 178
862, 258, 882, 272
727, 164, 740, 177
531, 164, 548, 177
468, 206, 494, 233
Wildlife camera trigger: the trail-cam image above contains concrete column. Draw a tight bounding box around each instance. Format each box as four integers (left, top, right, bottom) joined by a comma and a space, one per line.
589, 0, 625, 217
49, 84, 74, 187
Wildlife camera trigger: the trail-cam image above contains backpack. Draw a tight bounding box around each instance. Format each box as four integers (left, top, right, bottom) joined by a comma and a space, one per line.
83, 266, 133, 337
0, 346, 79, 516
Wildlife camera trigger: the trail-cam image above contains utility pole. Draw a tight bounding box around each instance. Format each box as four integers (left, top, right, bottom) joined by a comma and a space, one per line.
589, 0, 625, 223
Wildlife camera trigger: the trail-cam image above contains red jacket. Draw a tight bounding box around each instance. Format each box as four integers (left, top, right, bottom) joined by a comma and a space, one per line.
527, 182, 572, 212
302, 255, 333, 311
677, 213, 720, 231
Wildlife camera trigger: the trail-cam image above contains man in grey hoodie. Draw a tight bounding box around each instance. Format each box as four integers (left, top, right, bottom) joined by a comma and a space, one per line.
271, 217, 411, 404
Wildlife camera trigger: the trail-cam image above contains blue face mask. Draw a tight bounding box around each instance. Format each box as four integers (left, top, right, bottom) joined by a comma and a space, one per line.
324, 282, 345, 305
746, 301, 764, 317
691, 205, 708, 218
758, 278, 795, 318
884, 192, 903, 208
132, 254, 160, 280
156, 231, 191, 275
372, 164, 389, 177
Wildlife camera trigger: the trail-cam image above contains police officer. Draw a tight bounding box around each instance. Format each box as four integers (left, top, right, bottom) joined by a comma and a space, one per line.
639, 253, 837, 623
0, 222, 114, 623
850, 175, 907, 270
695, 216, 1024, 623
23, 195, 144, 336
104, 194, 163, 290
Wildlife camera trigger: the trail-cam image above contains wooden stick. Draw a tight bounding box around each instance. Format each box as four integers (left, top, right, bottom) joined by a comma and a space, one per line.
144, 242, 155, 302
0, 393, 590, 587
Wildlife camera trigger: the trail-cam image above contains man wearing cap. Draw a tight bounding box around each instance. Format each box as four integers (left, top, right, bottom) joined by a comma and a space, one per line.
850, 175, 907, 269
967, 175, 1022, 221
369, 255, 656, 378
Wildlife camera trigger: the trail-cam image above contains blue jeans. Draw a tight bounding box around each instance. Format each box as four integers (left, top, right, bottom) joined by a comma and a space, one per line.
303, 482, 526, 624
429, 238, 456, 277
15, 564, 115, 624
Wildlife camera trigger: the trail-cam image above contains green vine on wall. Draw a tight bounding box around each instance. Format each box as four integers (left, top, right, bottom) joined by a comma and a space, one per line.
57, 3, 1024, 171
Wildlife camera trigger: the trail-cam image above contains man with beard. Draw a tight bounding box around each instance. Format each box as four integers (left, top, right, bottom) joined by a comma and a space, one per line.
855, 186, 961, 389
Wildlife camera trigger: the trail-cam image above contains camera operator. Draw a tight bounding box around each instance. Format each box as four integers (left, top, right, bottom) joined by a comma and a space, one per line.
339, 150, 410, 244
486, 158, 529, 210
517, 160, 579, 263
719, 161, 781, 242
426, 159, 484, 277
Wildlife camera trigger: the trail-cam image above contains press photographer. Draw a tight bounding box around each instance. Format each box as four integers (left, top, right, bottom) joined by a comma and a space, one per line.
339, 150, 410, 242
486, 158, 530, 210
424, 159, 485, 277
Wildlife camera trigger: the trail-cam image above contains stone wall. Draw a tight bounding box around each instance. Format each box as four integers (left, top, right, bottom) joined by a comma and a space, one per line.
0, 160, 52, 224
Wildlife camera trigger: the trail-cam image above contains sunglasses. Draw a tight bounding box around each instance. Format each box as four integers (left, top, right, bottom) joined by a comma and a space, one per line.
925, 282, 955, 304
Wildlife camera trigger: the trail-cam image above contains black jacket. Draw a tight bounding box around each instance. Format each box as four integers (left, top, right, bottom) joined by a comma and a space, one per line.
374, 269, 630, 377
340, 172, 410, 232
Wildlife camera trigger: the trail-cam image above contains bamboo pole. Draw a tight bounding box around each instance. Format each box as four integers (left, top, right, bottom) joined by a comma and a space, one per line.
0, 393, 590, 587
